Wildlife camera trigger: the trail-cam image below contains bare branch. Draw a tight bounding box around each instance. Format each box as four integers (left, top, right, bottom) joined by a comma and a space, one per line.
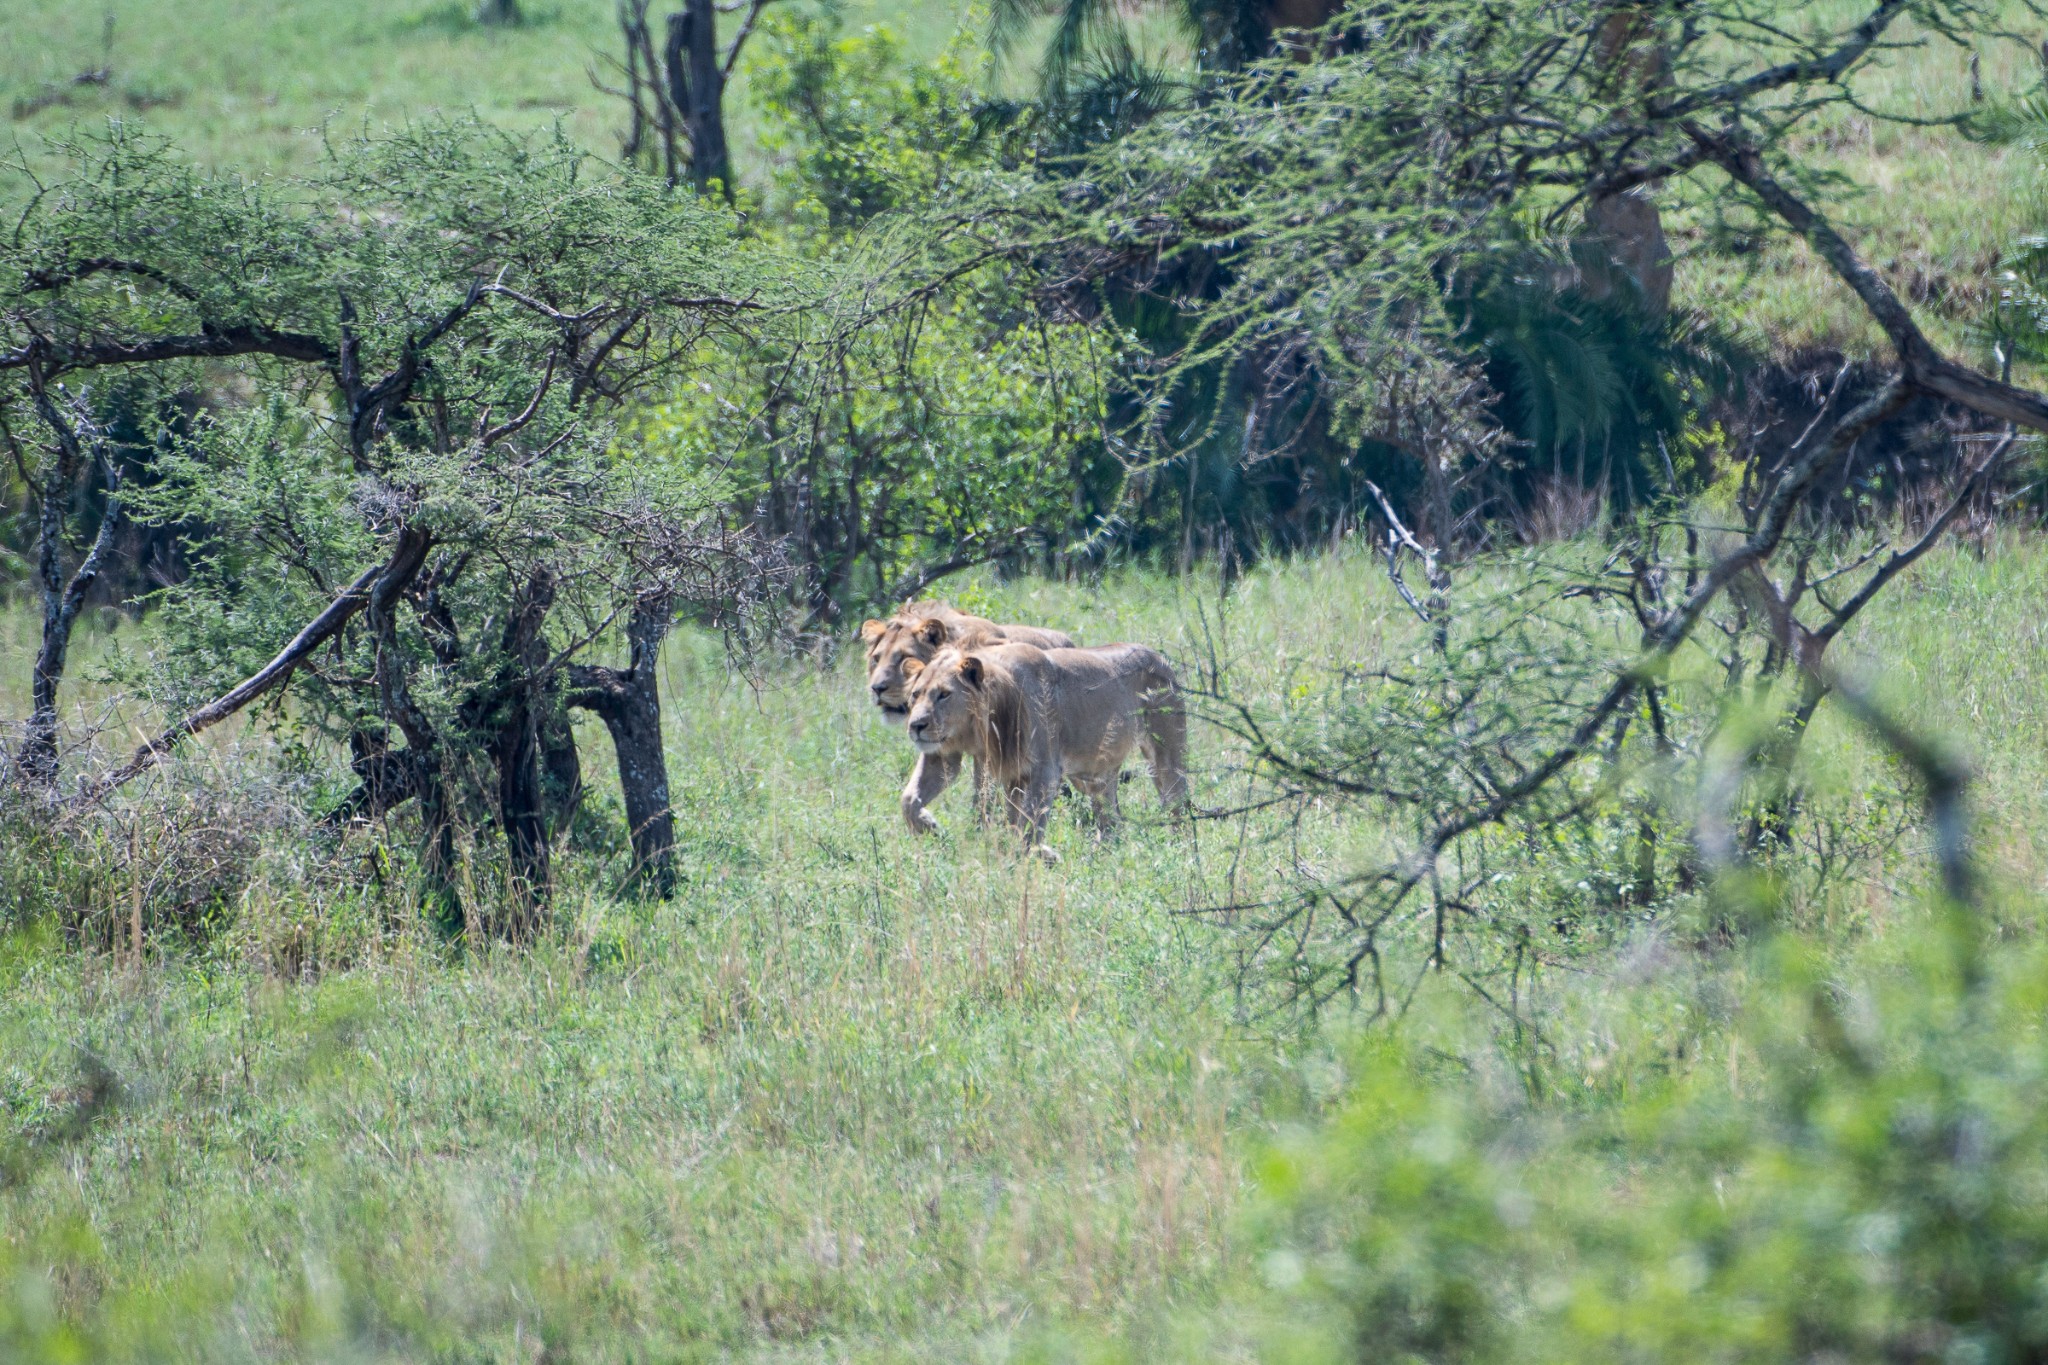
73, 530, 433, 807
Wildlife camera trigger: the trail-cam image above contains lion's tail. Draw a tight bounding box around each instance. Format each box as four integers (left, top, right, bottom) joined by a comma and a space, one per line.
1135, 652, 1191, 817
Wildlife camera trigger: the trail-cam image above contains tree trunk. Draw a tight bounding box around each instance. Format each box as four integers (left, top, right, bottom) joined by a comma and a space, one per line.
325, 730, 423, 826
488, 570, 558, 935
494, 698, 551, 935
1582, 189, 1674, 315
539, 690, 584, 836
664, 0, 731, 199
568, 597, 677, 896
370, 580, 462, 937
15, 383, 124, 789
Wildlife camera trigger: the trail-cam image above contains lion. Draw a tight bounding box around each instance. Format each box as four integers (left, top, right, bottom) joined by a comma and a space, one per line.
857, 601, 1073, 721
897, 641, 1190, 854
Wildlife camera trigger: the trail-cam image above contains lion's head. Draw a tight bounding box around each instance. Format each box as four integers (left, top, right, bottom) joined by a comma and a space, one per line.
901, 648, 1030, 775
901, 650, 983, 755
858, 614, 953, 720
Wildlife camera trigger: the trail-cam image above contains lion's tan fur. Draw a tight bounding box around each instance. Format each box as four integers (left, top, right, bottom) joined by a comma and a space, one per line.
899, 641, 1190, 851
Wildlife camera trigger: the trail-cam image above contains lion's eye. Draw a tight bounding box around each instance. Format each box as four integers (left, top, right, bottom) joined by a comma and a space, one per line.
933, 689, 950, 700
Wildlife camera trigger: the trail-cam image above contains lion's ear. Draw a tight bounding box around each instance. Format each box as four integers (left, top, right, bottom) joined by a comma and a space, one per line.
901, 657, 925, 679
858, 618, 885, 644
919, 617, 948, 647
958, 655, 984, 687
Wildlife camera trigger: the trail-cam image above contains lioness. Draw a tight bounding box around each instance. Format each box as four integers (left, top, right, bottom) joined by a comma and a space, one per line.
898, 642, 1189, 852
857, 601, 1073, 720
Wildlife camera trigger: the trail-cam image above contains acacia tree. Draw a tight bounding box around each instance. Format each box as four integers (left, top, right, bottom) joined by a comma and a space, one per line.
927, 0, 2048, 1002
0, 122, 784, 929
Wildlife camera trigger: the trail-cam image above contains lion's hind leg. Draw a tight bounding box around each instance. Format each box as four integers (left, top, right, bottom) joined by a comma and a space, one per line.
1073, 771, 1121, 836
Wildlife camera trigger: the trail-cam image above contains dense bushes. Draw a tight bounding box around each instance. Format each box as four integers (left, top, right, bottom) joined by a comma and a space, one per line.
1227, 901, 2048, 1363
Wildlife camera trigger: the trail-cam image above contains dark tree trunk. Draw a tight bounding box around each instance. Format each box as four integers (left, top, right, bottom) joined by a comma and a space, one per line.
494, 699, 551, 934
664, 0, 731, 199
568, 597, 677, 896
488, 570, 558, 935
325, 730, 424, 826
15, 382, 124, 788
539, 690, 584, 836
370, 583, 462, 936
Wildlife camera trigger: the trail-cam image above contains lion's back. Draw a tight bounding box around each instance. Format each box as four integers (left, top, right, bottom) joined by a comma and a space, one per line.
1010, 644, 1177, 771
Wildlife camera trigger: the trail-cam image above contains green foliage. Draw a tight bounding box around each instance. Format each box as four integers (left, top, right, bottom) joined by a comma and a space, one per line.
750, 11, 994, 230
2, 119, 781, 922
639, 14, 1136, 621
929, 0, 2040, 546
637, 280, 1122, 620
1231, 904, 2048, 1363
1456, 249, 1745, 506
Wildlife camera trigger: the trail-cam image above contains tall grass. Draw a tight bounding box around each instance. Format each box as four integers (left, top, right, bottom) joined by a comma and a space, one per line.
4, 531, 2048, 1357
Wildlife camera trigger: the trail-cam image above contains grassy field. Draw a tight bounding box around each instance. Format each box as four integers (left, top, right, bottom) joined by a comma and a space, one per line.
8, 1, 2048, 1356
5, 533, 2048, 1358
0, 0, 968, 190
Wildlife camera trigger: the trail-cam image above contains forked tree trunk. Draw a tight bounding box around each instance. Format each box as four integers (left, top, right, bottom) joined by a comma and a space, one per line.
14, 385, 124, 789
568, 597, 677, 897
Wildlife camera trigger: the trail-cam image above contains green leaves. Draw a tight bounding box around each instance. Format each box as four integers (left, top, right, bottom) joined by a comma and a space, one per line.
748, 12, 995, 232
1240, 913, 2048, 1362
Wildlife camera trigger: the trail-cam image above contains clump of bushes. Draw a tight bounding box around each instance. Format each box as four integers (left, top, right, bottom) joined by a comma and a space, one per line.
1226, 903, 2048, 1362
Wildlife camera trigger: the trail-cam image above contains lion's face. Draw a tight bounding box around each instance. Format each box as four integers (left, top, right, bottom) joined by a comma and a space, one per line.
859, 615, 949, 720
902, 652, 982, 754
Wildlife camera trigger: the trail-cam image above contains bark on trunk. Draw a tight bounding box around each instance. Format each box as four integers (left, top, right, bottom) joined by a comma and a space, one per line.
324, 730, 424, 827
539, 692, 584, 836
1582, 189, 1674, 315
664, 0, 731, 199
370, 565, 462, 937
568, 598, 676, 897
487, 570, 558, 936
15, 382, 124, 788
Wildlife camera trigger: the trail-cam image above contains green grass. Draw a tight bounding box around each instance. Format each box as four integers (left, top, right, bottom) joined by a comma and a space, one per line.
7, 534, 2048, 1357
0, 0, 969, 185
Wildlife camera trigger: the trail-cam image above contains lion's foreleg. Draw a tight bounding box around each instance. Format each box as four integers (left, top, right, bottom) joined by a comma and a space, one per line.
1018, 761, 1060, 858
901, 751, 961, 835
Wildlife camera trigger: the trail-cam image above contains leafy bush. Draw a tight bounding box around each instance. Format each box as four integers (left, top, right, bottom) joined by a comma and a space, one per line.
1229, 905, 2048, 1363
749, 12, 993, 231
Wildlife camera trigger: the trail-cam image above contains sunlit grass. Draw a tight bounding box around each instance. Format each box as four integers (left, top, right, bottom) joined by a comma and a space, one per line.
6, 528, 2048, 1356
